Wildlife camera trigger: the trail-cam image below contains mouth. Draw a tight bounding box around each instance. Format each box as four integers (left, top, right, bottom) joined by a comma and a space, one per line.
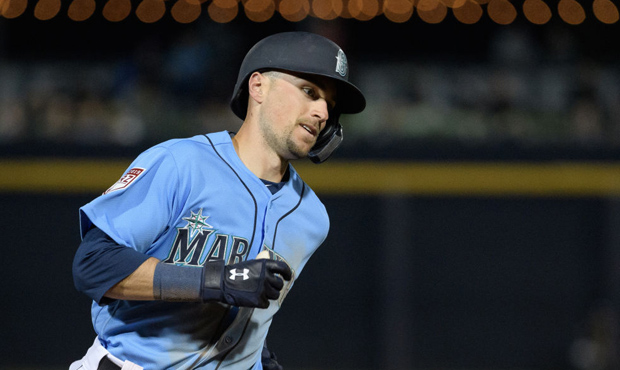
300, 123, 317, 137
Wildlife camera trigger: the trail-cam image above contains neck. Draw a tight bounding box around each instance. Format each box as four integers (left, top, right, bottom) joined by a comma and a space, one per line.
232, 125, 288, 183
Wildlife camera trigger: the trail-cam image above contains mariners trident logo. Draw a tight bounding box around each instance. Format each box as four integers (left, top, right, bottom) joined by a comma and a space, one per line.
335, 49, 348, 77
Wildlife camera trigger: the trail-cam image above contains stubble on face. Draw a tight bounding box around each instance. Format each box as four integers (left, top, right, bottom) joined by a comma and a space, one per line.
258, 110, 309, 161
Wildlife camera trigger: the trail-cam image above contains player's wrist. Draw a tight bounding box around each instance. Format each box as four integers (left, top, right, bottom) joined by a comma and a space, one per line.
153, 260, 228, 303
153, 262, 203, 302
201, 260, 226, 303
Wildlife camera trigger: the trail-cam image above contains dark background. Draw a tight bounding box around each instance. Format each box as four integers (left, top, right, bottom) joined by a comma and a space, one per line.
1, 194, 617, 369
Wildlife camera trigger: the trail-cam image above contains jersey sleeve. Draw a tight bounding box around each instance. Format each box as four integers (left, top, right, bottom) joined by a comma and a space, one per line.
73, 226, 151, 304
79, 146, 183, 253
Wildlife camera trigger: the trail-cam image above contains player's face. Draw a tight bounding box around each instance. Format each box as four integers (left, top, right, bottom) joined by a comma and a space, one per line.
258, 71, 337, 160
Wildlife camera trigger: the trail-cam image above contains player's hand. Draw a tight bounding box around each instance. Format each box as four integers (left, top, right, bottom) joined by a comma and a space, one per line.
201, 259, 292, 308
262, 342, 284, 370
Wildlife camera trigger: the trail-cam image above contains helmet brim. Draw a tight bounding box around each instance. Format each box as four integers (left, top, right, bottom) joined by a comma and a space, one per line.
230, 68, 366, 120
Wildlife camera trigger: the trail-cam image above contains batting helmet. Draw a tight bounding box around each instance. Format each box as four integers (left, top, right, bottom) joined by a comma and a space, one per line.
230, 31, 366, 163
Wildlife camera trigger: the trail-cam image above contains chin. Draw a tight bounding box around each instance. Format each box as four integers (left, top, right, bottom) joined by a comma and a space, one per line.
286, 139, 313, 160
288, 151, 308, 161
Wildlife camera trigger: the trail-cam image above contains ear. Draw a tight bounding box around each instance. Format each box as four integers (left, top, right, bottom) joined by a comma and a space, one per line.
248, 72, 267, 104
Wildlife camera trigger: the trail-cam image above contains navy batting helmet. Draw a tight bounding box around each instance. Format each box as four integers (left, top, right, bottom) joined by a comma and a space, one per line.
230, 31, 366, 163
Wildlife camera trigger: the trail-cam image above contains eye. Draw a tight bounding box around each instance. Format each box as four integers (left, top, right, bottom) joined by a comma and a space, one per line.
302, 87, 317, 99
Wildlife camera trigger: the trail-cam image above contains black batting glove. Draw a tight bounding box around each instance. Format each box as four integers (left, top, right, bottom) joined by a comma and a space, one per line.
262, 342, 284, 370
201, 259, 292, 308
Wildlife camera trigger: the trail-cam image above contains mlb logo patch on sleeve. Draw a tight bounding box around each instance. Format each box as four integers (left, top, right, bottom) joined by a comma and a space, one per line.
104, 167, 145, 195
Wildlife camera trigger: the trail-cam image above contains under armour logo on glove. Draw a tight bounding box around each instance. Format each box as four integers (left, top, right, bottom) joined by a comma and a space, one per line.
229, 268, 250, 280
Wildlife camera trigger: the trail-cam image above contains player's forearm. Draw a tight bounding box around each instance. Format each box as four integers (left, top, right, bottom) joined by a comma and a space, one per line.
104, 257, 159, 300
75, 226, 290, 306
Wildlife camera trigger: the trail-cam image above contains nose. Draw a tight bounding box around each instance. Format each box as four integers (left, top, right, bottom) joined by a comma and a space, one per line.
312, 99, 330, 131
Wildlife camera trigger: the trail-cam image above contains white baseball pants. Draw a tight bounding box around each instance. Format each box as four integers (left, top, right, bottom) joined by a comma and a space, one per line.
69, 337, 143, 370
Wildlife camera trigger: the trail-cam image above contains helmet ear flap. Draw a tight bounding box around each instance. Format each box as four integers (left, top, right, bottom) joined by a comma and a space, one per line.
308, 113, 343, 164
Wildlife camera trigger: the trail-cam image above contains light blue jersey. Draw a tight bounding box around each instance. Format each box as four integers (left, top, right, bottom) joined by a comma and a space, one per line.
79, 131, 330, 369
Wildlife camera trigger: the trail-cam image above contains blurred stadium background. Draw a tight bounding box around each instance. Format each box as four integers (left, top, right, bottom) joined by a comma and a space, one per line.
1, 1, 620, 369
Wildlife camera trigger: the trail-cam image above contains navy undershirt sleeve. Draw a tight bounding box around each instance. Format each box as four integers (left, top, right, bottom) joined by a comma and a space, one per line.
73, 226, 150, 305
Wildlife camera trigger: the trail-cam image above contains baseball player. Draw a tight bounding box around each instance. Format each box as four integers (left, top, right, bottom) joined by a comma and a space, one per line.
70, 31, 365, 370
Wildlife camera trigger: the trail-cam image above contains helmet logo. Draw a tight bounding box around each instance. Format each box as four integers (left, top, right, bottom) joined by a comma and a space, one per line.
335, 49, 348, 77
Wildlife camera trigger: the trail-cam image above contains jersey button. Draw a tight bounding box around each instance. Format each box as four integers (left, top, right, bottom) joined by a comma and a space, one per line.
225, 336, 233, 344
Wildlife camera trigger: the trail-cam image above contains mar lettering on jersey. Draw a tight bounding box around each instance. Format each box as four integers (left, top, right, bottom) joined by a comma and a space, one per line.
162, 208, 251, 267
